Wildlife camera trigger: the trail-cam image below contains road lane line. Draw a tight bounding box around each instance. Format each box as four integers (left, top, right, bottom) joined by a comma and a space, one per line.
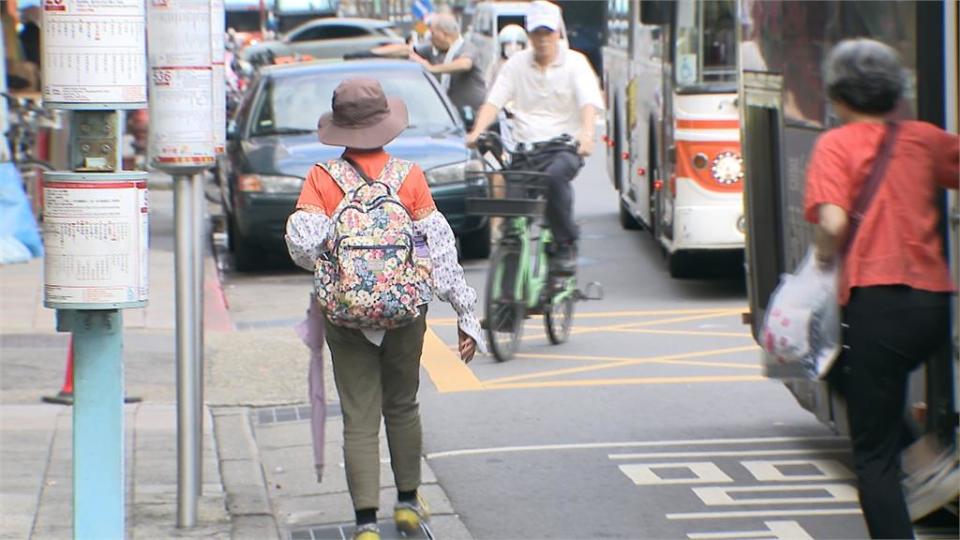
512, 351, 759, 370
420, 327, 483, 393
483, 374, 764, 390
687, 521, 814, 540
425, 436, 845, 460
666, 508, 862, 520
619, 462, 733, 485
483, 345, 760, 385
693, 484, 858, 506
608, 448, 849, 460
520, 311, 747, 342
604, 328, 753, 338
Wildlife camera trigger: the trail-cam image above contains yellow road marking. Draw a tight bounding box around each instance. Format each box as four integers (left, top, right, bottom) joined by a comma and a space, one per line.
511, 351, 759, 370
483, 345, 760, 385
604, 328, 753, 338
485, 374, 764, 390
420, 327, 483, 393
519, 310, 745, 342
429, 307, 747, 327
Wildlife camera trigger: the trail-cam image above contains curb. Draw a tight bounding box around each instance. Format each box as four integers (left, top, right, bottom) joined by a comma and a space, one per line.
211, 407, 281, 540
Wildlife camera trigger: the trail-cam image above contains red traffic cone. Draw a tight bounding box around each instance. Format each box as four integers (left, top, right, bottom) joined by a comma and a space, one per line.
42, 336, 142, 405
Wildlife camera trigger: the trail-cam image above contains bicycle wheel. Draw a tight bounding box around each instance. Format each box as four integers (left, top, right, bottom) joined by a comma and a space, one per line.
485, 244, 525, 362
544, 293, 574, 345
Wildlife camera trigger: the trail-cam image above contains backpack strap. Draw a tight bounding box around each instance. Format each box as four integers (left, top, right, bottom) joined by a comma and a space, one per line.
317, 159, 365, 195
376, 157, 413, 194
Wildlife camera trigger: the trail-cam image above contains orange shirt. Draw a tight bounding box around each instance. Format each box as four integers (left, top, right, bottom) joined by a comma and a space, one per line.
804, 120, 959, 305
295, 148, 437, 220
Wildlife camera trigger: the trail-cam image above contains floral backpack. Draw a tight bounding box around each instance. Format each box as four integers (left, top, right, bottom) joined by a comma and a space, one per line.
314, 157, 432, 329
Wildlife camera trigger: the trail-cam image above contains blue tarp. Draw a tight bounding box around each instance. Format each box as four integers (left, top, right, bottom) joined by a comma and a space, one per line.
0, 161, 43, 264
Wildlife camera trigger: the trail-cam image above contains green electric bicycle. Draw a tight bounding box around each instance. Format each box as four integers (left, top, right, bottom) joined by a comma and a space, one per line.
466, 133, 602, 362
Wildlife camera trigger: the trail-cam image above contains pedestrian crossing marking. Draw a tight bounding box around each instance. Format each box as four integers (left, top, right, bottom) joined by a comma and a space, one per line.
619, 462, 733, 485
692, 484, 858, 506
741, 460, 855, 482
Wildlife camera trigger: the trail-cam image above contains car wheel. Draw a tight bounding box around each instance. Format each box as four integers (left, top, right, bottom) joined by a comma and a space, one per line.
228, 212, 262, 272
460, 222, 492, 260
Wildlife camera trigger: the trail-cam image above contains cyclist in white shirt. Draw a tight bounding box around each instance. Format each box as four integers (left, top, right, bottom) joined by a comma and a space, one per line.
466, 0, 603, 274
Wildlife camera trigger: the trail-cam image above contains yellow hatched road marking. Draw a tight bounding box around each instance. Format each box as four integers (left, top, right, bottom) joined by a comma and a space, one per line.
519, 310, 745, 341
420, 328, 483, 393
428, 307, 746, 326
483, 345, 760, 386
484, 374, 764, 391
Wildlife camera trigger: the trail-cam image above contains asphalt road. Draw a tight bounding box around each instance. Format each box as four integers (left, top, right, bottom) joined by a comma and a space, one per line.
415, 150, 874, 540
217, 148, 948, 539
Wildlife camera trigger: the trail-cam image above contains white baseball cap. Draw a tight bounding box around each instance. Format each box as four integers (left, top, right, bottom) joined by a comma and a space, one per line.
525, 1, 562, 33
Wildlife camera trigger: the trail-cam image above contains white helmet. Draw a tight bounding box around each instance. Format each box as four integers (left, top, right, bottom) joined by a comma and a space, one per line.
498, 24, 528, 59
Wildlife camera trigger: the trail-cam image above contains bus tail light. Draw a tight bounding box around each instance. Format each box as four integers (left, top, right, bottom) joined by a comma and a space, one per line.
653, 179, 663, 191
637, 167, 646, 176
621, 151, 630, 160
669, 175, 677, 197
674, 140, 743, 193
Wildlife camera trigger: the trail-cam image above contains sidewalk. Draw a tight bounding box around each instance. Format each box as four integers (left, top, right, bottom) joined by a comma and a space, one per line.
0, 173, 471, 539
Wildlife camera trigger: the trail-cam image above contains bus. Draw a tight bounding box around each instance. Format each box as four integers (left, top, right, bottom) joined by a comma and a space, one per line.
739, 0, 959, 520
602, 0, 743, 278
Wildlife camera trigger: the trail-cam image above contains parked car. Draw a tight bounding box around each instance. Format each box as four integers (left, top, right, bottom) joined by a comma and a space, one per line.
219, 59, 490, 270
240, 18, 403, 66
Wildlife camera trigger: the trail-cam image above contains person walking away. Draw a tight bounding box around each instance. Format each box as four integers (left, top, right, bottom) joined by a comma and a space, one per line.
466, 0, 603, 275
804, 38, 959, 539
285, 78, 484, 540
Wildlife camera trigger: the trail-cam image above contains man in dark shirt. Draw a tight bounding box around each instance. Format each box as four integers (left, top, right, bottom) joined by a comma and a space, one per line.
374, 14, 486, 124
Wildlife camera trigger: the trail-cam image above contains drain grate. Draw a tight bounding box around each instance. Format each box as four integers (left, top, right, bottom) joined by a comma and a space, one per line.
289, 520, 432, 540
256, 403, 342, 425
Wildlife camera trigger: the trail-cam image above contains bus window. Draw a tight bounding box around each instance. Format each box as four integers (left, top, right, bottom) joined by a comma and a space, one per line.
674, 0, 736, 92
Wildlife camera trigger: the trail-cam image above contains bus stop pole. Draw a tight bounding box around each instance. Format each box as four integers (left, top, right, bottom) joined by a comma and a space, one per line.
174, 172, 199, 527
193, 173, 206, 496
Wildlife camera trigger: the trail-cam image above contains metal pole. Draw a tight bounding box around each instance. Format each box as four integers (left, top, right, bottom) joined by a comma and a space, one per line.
72, 310, 125, 540
174, 174, 198, 527
192, 172, 205, 496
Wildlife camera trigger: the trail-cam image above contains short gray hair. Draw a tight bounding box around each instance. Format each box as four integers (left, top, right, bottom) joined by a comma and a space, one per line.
823, 38, 904, 114
430, 13, 461, 36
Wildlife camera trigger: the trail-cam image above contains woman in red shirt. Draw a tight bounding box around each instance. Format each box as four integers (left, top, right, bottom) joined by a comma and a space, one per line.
804, 39, 958, 539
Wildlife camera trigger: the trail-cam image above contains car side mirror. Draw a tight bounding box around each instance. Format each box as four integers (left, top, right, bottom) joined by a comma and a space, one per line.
226, 120, 239, 141
459, 106, 475, 131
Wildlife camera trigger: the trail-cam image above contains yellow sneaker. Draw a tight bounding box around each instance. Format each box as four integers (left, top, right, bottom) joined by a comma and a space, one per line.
352, 523, 380, 540
393, 494, 430, 535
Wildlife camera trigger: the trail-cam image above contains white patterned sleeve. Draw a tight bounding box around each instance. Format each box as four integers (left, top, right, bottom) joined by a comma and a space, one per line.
414, 211, 487, 353
285, 209, 333, 271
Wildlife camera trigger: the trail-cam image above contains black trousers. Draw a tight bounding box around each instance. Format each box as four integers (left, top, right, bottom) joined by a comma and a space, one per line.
836, 286, 950, 539
514, 147, 584, 245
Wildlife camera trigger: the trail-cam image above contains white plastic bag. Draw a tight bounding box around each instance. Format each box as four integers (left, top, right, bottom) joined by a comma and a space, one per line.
760, 247, 842, 380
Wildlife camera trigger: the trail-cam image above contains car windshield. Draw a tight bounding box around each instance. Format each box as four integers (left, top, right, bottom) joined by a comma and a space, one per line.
250, 69, 456, 137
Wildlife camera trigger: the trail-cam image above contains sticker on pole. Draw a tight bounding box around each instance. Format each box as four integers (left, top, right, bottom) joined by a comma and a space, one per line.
148, 67, 216, 166
41, 0, 147, 108
42, 172, 150, 309
147, 0, 216, 168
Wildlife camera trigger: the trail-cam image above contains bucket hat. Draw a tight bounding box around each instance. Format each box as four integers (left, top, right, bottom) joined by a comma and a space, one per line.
317, 78, 408, 149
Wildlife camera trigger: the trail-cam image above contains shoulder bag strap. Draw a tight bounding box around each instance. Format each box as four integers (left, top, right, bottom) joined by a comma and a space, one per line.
839, 120, 899, 257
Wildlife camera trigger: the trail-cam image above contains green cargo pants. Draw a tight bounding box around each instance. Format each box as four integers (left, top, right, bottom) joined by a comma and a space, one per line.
324, 311, 427, 510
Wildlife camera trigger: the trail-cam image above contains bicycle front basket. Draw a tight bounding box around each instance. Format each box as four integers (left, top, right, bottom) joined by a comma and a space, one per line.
465, 197, 546, 217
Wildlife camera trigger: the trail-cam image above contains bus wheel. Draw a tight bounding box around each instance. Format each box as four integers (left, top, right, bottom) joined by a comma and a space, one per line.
668, 251, 693, 279
619, 198, 642, 230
